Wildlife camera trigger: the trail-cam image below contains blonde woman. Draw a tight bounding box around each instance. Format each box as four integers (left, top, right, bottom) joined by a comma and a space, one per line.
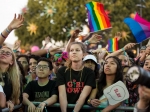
0, 46, 22, 112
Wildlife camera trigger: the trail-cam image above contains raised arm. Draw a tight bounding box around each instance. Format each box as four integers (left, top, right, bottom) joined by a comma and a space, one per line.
106, 43, 136, 59
0, 14, 24, 46
65, 29, 81, 52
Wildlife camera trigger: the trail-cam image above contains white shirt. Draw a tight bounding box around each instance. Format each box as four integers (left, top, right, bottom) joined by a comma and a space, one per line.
0, 85, 4, 93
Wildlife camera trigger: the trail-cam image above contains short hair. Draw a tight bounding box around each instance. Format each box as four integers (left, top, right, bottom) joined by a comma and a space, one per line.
37, 57, 53, 70
29, 55, 40, 61
16, 55, 29, 64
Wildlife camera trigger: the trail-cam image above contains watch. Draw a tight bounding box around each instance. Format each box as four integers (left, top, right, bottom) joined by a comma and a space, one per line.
87, 99, 92, 104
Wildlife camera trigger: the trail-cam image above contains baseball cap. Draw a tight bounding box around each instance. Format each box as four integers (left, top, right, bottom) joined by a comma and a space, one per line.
83, 54, 97, 64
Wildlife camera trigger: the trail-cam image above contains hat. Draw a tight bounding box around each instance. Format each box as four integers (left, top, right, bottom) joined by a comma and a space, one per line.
140, 46, 146, 50
83, 55, 97, 64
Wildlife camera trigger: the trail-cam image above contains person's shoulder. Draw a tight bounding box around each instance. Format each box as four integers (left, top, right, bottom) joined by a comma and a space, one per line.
28, 80, 38, 85
58, 66, 67, 72
84, 67, 94, 72
49, 80, 56, 84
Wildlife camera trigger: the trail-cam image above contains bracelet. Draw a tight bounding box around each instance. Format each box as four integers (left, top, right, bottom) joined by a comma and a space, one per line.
1, 33, 7, 38
6, 28, 11, 34
13, 50, 17, 53
122, 48, 126, 56
9, 100, 14, 104
43, 101, 48, 106
47, 49, 50, 58
84, 40, 90, 46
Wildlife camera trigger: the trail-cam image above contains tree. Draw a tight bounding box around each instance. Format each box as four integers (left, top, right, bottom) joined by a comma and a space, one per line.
15, 0, 150, 48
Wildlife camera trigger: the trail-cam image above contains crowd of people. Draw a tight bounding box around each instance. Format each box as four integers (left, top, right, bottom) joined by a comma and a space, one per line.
0, 14, 150, 112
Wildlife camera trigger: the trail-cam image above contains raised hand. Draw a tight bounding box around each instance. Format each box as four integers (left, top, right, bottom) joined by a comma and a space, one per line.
92, 48, 102, 54
44, 36, 50, 45
13, 40, 21, 50
145, 46, 150, 55
88, 34, 102, 44
71, 29, 81, 39
115, 32, 122, 41
8, 14, 24, 30
123, 43, 136, 50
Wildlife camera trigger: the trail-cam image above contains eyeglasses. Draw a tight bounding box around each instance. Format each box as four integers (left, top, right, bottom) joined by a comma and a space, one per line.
0, 50, 12, 57
36, 65, 49, 70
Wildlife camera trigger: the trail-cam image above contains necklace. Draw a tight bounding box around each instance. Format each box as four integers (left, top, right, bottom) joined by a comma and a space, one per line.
70, 67, 84, 88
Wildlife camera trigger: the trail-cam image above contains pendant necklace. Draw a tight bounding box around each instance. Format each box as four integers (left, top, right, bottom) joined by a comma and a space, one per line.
70, 67, 84, 88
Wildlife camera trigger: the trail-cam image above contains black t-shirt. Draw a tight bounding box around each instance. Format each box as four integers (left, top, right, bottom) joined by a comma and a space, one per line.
24, 80, 59, 112
3, 73, 22, 103
56, 66, 96, 104
24, 80, 58, 102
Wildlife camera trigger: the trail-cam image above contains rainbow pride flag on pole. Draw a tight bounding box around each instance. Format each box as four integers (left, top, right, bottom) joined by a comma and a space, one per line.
85, 2, 111, 32
108, 38, 118, 52
124, 13, 150, 43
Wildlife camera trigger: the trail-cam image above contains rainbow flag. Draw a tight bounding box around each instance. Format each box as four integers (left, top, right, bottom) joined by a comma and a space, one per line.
108, 38, 118, 52
85, 2, 111, 32
124, 13, 150, 43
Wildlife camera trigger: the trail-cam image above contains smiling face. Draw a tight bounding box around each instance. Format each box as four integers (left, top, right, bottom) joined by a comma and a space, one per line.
69, 44, 84, 62
104, 58, 117, 75
0, 47, 13, 65
36, 61, 51, 79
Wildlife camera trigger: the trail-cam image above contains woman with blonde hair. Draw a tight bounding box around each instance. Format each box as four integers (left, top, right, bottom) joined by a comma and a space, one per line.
0, 46, 22, 111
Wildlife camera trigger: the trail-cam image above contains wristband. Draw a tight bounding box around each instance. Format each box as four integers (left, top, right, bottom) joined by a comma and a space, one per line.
47, 49, 50, 58
13, 50, 17, 53
84, 40, 90, 46
1, 33, 7, 38
122, 48, 126, 56
6, 28, 11, 34
43, 101, 48, 106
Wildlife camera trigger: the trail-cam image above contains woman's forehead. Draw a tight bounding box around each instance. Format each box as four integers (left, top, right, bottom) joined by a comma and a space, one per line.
119, 55, 128, 59
1, 47, 11, 51
145, 59, 150, 63
106, 57, 114, 61
70, 44, 81, 48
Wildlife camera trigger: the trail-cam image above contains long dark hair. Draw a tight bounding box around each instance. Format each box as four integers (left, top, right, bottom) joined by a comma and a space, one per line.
97, 56, 123, 98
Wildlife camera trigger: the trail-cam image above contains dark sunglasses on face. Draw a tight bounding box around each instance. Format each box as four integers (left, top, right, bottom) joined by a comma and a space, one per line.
0, 50, 12, 57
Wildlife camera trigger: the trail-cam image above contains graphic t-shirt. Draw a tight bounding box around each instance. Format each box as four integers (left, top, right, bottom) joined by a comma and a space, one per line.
24, 80, 58, 102
56, 66, 96, 104
24, 80, 59, 111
